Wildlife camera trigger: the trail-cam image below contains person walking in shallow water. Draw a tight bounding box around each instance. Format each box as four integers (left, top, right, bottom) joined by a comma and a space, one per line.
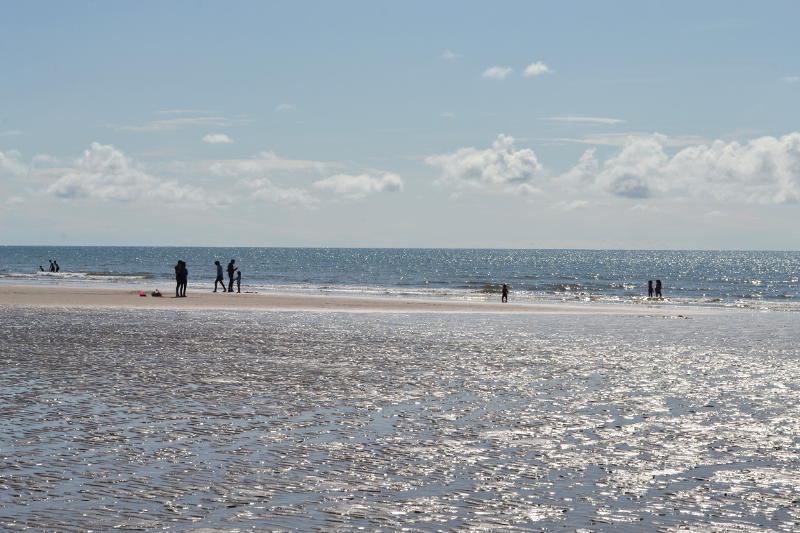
226, 259, 237, 293
655, 279, 662, 298
501, 284, 509, 303
647, 280, 654, 298
213, 261, 226, 292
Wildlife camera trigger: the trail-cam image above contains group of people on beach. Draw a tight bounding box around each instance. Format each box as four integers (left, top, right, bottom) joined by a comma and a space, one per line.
39, 259, 60, 273
214, 259, 240, 293
173, 258, 241, 297
647, 279, 663, 298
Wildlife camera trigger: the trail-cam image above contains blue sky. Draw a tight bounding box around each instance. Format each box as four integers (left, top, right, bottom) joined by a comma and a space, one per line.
1, 1, 799, 248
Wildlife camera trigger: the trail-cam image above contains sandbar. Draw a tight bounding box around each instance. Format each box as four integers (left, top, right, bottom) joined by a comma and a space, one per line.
0, 283, 675, 315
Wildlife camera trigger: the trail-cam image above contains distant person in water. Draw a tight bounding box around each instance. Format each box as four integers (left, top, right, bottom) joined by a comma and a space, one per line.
54, 260, 60, 273
647, 280, 654, 298
655, 279, 662, 298
227, 259, 237, 293
213, 261, 226, 292
49, 260, 55, 272
39, 265, 45, 272
235, 270, 242, 293
501, 284, 509, 303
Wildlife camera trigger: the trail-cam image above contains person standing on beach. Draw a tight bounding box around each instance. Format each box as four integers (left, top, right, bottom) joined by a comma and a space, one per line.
180, 262, 188, 297
235, 270, 242, 293
655, 279, 662, 298
213, 261, 226, 292
647, 280, 654, 298
501, 284, 509, 303
174, 260, 188, 297
226, 259, 237, 293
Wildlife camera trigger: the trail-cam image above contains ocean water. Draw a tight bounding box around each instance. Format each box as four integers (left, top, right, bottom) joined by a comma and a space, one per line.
1, 306, 798, 531
1, 246, 799, 310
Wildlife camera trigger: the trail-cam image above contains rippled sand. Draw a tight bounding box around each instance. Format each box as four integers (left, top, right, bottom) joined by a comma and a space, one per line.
1, 307, 799, 531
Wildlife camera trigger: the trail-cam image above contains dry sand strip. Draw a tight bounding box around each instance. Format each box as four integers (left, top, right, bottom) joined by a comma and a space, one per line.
0, 284, 668, 315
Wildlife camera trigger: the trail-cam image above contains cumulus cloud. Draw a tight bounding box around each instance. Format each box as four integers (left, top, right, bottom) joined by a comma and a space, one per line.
426, 134, 545, 195
275, 103, 296, 112
562, 133, 800, 204
313, 172, 404, 200
46, 142, 222, 206
523, 61, 551, 77
482, 66, 513, 80
0, 149, 27, 175
202, 133, 234, 144
238, 178, 318, 209
205, 151, 328, 177
541, 116, 625, 125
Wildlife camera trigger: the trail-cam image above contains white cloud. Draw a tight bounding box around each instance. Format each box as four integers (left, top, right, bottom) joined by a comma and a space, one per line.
562, 133, 800, 204
6, 195, 24, 205
202, 133, 234, 144
46, 142, 223, 206
205, 151, 328, 177
0, 149, 27, 175
158, 109, 215, 115
439, 49, 461, 60
313, 172, 404, 200
523, 61, 551, 77
121, 116, 236, 132
482, 66, 513, 80
782, 76, 799, 84
275, 103, 296, 112
541, 116, 625, 125
426, 134, 545, 195
440, 112, 456, 119
548, 132, 708, 147
554, 199, 589, 211
1, 129, 22, 136
238, 178, 318, 209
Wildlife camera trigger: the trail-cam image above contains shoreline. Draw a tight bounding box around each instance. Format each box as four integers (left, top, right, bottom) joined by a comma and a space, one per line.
0, 283, 678, 315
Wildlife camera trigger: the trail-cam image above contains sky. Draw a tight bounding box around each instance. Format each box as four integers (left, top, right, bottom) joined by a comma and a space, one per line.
1, 1, 799, 249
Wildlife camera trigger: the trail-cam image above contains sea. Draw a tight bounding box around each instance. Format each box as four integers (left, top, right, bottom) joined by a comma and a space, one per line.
1, 246, 799, 311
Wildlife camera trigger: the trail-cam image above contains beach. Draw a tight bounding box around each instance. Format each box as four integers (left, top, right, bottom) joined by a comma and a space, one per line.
0, 284, 669, 315
2, 285, 799, 531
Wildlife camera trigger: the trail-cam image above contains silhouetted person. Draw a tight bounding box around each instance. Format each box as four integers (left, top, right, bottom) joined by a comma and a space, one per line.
655, 279, 662, 298
39, 265, 45, 272
647, 280, 654, 298
235, 270, 242, 293
501, 284, 509, 303
54, 260, 60, 273
213, 261, 226, 292
174, 260, 188, 297
227, 259, 237, 292
49, 260, 55, 272
180, 262, 188, 297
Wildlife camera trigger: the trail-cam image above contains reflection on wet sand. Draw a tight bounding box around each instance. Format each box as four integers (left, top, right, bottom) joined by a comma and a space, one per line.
1, 307, 798, 531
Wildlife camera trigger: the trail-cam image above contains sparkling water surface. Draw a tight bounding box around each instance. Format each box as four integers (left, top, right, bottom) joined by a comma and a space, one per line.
2, 307, 798, 531
2, 247, 798, 310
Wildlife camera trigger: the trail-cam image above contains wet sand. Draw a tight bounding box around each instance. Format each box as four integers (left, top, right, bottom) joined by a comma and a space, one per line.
0, 284, 667, 314
2, 306, 797, 531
